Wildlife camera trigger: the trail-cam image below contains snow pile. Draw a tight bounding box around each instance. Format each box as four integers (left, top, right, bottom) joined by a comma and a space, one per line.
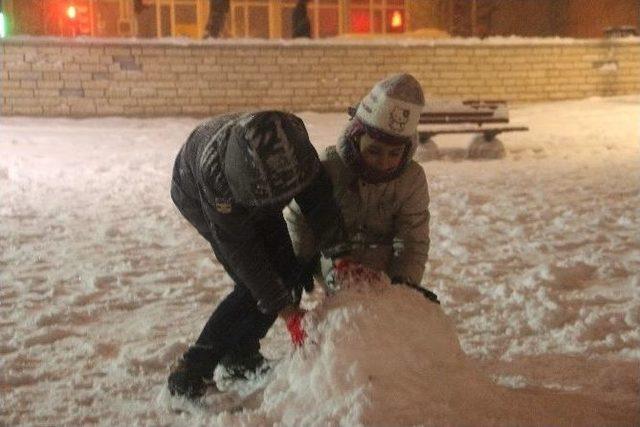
250, 265, 628, 426
263, 273, 486, 426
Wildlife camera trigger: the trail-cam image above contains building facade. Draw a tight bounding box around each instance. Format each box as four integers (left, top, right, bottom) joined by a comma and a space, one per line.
1, 0, 411, 39
1, 0, 638, 39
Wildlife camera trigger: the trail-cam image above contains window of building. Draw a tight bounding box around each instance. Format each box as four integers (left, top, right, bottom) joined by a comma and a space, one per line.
174, 2, 199, 37
136, 3, 171, 37
349, 0, 405, 34
311, 0, 340, 38
95, 0, 120, 37
350, 0, 371, 33
136, 3, 157, 37
135, 0, 202, 38
280, 2, 295, 38
280, 0, 339, 39
231, 0, 270, 38
7, 0, 407, 39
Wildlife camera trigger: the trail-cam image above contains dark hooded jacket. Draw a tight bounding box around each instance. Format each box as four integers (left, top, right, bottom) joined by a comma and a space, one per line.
171, 111, 346, 314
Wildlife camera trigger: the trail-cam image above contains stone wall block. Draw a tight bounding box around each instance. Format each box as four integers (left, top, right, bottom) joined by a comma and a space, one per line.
59, 88, 85, 97
8, 70, 42, 81
3, 88, 35, 98
1, 80, 22, 89
104, 47, 132, 56
13, 105, 44, 114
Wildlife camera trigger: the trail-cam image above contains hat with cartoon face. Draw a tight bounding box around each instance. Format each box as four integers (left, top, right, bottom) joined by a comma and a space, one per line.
354, 73, 425, 145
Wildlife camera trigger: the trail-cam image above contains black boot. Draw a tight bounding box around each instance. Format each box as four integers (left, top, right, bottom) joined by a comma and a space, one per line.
218, 351, 270, 381
168, 345, 219, 399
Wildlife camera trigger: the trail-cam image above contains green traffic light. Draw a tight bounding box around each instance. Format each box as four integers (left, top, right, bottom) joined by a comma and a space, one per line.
0, 12, 6, 38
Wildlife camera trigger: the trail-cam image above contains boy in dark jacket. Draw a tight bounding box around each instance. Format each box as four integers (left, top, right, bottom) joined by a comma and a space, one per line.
168, 111, 345, 399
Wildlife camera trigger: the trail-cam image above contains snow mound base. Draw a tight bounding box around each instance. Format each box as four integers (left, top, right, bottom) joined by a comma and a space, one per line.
255, 265, 629, 426
261, 267, 495, 425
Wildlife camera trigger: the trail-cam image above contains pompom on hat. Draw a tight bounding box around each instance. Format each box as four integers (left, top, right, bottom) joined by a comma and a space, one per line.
353, 73, 425, 145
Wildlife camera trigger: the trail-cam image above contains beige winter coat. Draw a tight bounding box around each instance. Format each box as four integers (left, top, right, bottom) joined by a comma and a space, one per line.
284, 141, 430, 285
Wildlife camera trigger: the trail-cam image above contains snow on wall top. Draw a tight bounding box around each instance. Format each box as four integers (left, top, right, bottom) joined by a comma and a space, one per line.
2, 34, 639, 48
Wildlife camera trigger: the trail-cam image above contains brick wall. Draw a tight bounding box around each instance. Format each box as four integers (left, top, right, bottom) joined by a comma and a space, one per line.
1, 38, 639, 117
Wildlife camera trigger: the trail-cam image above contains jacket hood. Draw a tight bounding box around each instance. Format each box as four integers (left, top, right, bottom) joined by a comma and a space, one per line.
224, 111, 320, 207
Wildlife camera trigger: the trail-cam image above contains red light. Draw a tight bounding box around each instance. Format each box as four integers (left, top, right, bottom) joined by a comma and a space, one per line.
390, 11, 402, 29
350, 10, 370, 33
66, 6, 77, 20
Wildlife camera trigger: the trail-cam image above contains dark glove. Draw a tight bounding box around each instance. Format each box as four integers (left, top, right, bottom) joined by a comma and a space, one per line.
285, 256, 318, 302
321, 242, 352, 259
300, 255, 318, 293
392, 278, 440, 305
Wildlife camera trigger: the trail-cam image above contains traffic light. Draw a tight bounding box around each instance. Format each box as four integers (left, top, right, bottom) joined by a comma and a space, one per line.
0, 11, 6, 38
0, 0, 6, 38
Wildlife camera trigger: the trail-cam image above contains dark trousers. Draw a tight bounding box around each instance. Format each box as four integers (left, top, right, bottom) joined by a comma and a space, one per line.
195, 283, 277, 358
170, 179, 281, 362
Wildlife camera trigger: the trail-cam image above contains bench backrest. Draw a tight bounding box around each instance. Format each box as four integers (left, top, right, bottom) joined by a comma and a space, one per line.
419, 112, 508, 125
421, 99, 509, 125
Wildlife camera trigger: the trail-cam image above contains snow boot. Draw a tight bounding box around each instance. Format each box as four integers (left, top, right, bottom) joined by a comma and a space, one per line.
218, 351, 271, 382
167, 345, 219, 399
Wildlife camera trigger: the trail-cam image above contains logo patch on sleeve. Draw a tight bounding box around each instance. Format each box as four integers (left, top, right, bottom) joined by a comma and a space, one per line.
214, 198, 233, 214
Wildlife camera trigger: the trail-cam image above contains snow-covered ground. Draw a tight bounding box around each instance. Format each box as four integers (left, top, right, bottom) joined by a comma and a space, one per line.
1, 95, 639, 426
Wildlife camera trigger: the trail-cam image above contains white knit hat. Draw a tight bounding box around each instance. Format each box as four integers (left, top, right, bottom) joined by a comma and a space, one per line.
355, 73, 425, 142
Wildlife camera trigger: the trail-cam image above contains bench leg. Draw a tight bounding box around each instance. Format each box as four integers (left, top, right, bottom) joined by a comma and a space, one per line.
416, 138, 440, 161
467, 134, 505, 159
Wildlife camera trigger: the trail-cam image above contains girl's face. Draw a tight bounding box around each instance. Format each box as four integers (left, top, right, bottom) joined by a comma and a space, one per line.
358, 134, 405, 174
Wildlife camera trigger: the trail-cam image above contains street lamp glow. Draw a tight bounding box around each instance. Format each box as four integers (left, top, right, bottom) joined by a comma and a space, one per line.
390, 11, 403, 29
66, 6, 77, 20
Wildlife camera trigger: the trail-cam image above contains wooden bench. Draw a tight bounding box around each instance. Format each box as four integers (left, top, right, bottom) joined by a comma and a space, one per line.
417, 99, 529, 159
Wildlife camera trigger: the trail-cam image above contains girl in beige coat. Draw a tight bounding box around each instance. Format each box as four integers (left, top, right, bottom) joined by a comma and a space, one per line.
285, 73, 437, 302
